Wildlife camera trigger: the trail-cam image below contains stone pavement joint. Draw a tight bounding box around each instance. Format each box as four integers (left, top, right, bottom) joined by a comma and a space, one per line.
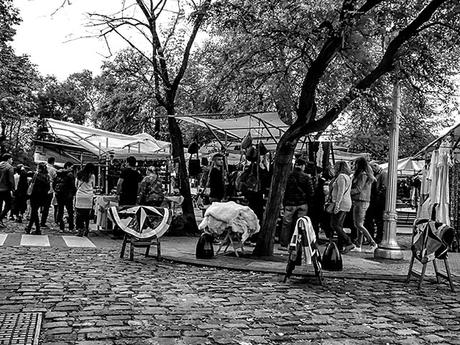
0, 312, 42, 345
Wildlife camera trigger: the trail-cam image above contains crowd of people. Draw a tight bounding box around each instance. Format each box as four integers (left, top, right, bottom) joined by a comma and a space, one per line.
279, 156, 388, 254
0, 154, 166, 237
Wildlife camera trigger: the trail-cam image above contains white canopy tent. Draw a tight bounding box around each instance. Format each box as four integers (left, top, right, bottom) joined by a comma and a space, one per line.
379, 157, 424, 176
35, 118, 171, 163
176, 112, 335, 152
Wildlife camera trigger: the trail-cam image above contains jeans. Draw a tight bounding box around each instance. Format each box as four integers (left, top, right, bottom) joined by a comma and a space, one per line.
0, 191, 12, 221
40, 193, 54, 226
27, 200, 41, 232
75, 208, 90, 235
280, 204, 308, 247
352, 201, 375, 246
330, 211, 353, 249
56, 195, 74, 230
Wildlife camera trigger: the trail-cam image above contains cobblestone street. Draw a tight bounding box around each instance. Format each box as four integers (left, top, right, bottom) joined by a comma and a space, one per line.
1, 245, 459, 345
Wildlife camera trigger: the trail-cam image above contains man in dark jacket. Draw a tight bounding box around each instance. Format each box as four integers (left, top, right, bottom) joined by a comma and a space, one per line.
54, 162, 77, 232
0, 153, 15, 228
364, 161, 388, 244
279, 158, 315, 249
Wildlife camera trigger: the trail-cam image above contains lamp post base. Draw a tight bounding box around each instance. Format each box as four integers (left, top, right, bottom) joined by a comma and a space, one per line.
374, 246, 404, 260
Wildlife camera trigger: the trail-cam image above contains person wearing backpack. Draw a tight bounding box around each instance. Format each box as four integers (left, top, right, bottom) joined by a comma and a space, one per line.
25, 163, 50, 235
54, 162, 77, 232
279, 158, 314, 250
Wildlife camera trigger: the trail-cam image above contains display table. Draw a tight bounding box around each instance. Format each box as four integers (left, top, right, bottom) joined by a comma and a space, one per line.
94, 195, 119, 230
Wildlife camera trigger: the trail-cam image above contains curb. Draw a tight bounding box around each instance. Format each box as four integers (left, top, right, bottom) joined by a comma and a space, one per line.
161, 255, 410, 282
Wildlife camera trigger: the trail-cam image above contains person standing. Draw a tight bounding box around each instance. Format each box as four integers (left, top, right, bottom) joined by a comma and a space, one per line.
0, 153, 15, 228
75, 163, 96, 237
25, 163, 50, 235
138, 167, 165, 207
41, 157, 57, 228
279, 158, 314, 250
364, 161, 388, 244
208, 153, 225, 203
12, 164, 28, 223
329, 161, 355, 253
350, 156, 378, 252
54, 162, 77, 232
117, 156, 141, 206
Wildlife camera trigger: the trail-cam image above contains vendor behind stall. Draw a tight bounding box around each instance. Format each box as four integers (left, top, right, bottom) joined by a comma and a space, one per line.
116, 156, 142, 206
138, 166, 165, 207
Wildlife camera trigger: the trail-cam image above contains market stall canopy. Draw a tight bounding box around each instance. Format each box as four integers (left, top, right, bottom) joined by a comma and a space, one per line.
379, 157, 424, 176
176, 112, 335, 151
414, 120, 460, 158
36, 118, 171, 162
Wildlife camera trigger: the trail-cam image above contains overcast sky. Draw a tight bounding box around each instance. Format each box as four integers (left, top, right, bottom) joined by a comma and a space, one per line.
12, 0, 126, 80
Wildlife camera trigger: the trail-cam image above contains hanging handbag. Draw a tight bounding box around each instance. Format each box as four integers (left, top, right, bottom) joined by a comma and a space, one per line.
26, 173, 37, 196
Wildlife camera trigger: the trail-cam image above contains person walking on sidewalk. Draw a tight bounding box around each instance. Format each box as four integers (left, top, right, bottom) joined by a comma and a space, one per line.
0, 153, 15, 228
40, 157, 57, 228
75, 163, 96, 237
350, 156, 378, 252
25, 163, 50, 235
328, 161, 355, 254
54, 162, 77, 232
279, 158, 314, 250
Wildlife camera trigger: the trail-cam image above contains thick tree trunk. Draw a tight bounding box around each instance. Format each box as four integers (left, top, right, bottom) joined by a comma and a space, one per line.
166, 107, 198, 234
253, 134, 298, 257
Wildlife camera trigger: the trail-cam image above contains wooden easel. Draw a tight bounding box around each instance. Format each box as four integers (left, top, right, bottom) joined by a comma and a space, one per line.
215, 228, 244, 257
120, 234, 161, 261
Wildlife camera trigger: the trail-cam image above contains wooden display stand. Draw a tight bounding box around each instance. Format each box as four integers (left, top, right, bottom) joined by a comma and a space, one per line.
120, 234, 161, 261
215, 227, 245, 257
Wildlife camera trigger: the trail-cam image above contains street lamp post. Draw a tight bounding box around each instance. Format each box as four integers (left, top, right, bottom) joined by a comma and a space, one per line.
374, 73, 404, 260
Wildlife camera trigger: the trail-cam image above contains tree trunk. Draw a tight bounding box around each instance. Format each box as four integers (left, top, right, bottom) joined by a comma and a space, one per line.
253, 134, 298, 257
166, 106, 198, 234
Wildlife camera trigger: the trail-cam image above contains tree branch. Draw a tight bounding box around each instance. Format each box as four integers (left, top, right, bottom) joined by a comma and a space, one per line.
308, 0, 451, 134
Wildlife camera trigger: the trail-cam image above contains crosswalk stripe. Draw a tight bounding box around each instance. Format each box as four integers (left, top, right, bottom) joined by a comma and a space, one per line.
0, 234, 6, 246
20, 234, 50, 247
63, 236, 96, 248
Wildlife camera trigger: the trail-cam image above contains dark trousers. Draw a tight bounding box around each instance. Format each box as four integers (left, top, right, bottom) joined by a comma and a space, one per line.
27, 200, 41, 232
364, 200, 385, 243
0, 191, 12, 221
40, 193, 53, 226
56, 195, 74, 230
330, 211, 353, 249
75, 208, 90, 235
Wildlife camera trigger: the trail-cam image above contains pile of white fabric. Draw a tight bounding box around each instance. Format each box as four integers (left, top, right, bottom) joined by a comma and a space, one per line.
198, 201, 260, 242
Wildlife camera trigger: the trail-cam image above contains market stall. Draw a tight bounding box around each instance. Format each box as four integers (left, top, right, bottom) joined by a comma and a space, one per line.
34, 118, 173, 231
414, 121, 460, 250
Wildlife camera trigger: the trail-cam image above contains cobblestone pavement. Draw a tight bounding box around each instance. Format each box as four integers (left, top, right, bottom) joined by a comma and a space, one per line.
1, 246, 460, 345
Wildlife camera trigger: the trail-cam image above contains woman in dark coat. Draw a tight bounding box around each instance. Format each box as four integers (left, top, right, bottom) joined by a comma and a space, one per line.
25, 163, 50, 235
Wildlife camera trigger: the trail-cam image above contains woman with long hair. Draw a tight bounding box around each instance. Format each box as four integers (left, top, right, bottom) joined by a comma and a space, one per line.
75, 163, 96, 237
351, 156, 378, 252
328, 161, 355, 253
25, 163, 50, 235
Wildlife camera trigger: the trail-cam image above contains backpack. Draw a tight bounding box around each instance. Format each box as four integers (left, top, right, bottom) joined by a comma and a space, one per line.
53, 173, 66, 194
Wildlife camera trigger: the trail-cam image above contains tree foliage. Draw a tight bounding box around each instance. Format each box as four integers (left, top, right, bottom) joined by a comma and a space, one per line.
203, 0, 460, 255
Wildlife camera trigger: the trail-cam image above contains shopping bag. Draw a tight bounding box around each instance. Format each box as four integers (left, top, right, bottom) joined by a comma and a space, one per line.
322, 241, 343, 271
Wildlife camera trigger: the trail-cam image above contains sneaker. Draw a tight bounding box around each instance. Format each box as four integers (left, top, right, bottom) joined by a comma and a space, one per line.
341, 244, 355, 254
368, 243, 378, 253
351, 246, 362, 252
